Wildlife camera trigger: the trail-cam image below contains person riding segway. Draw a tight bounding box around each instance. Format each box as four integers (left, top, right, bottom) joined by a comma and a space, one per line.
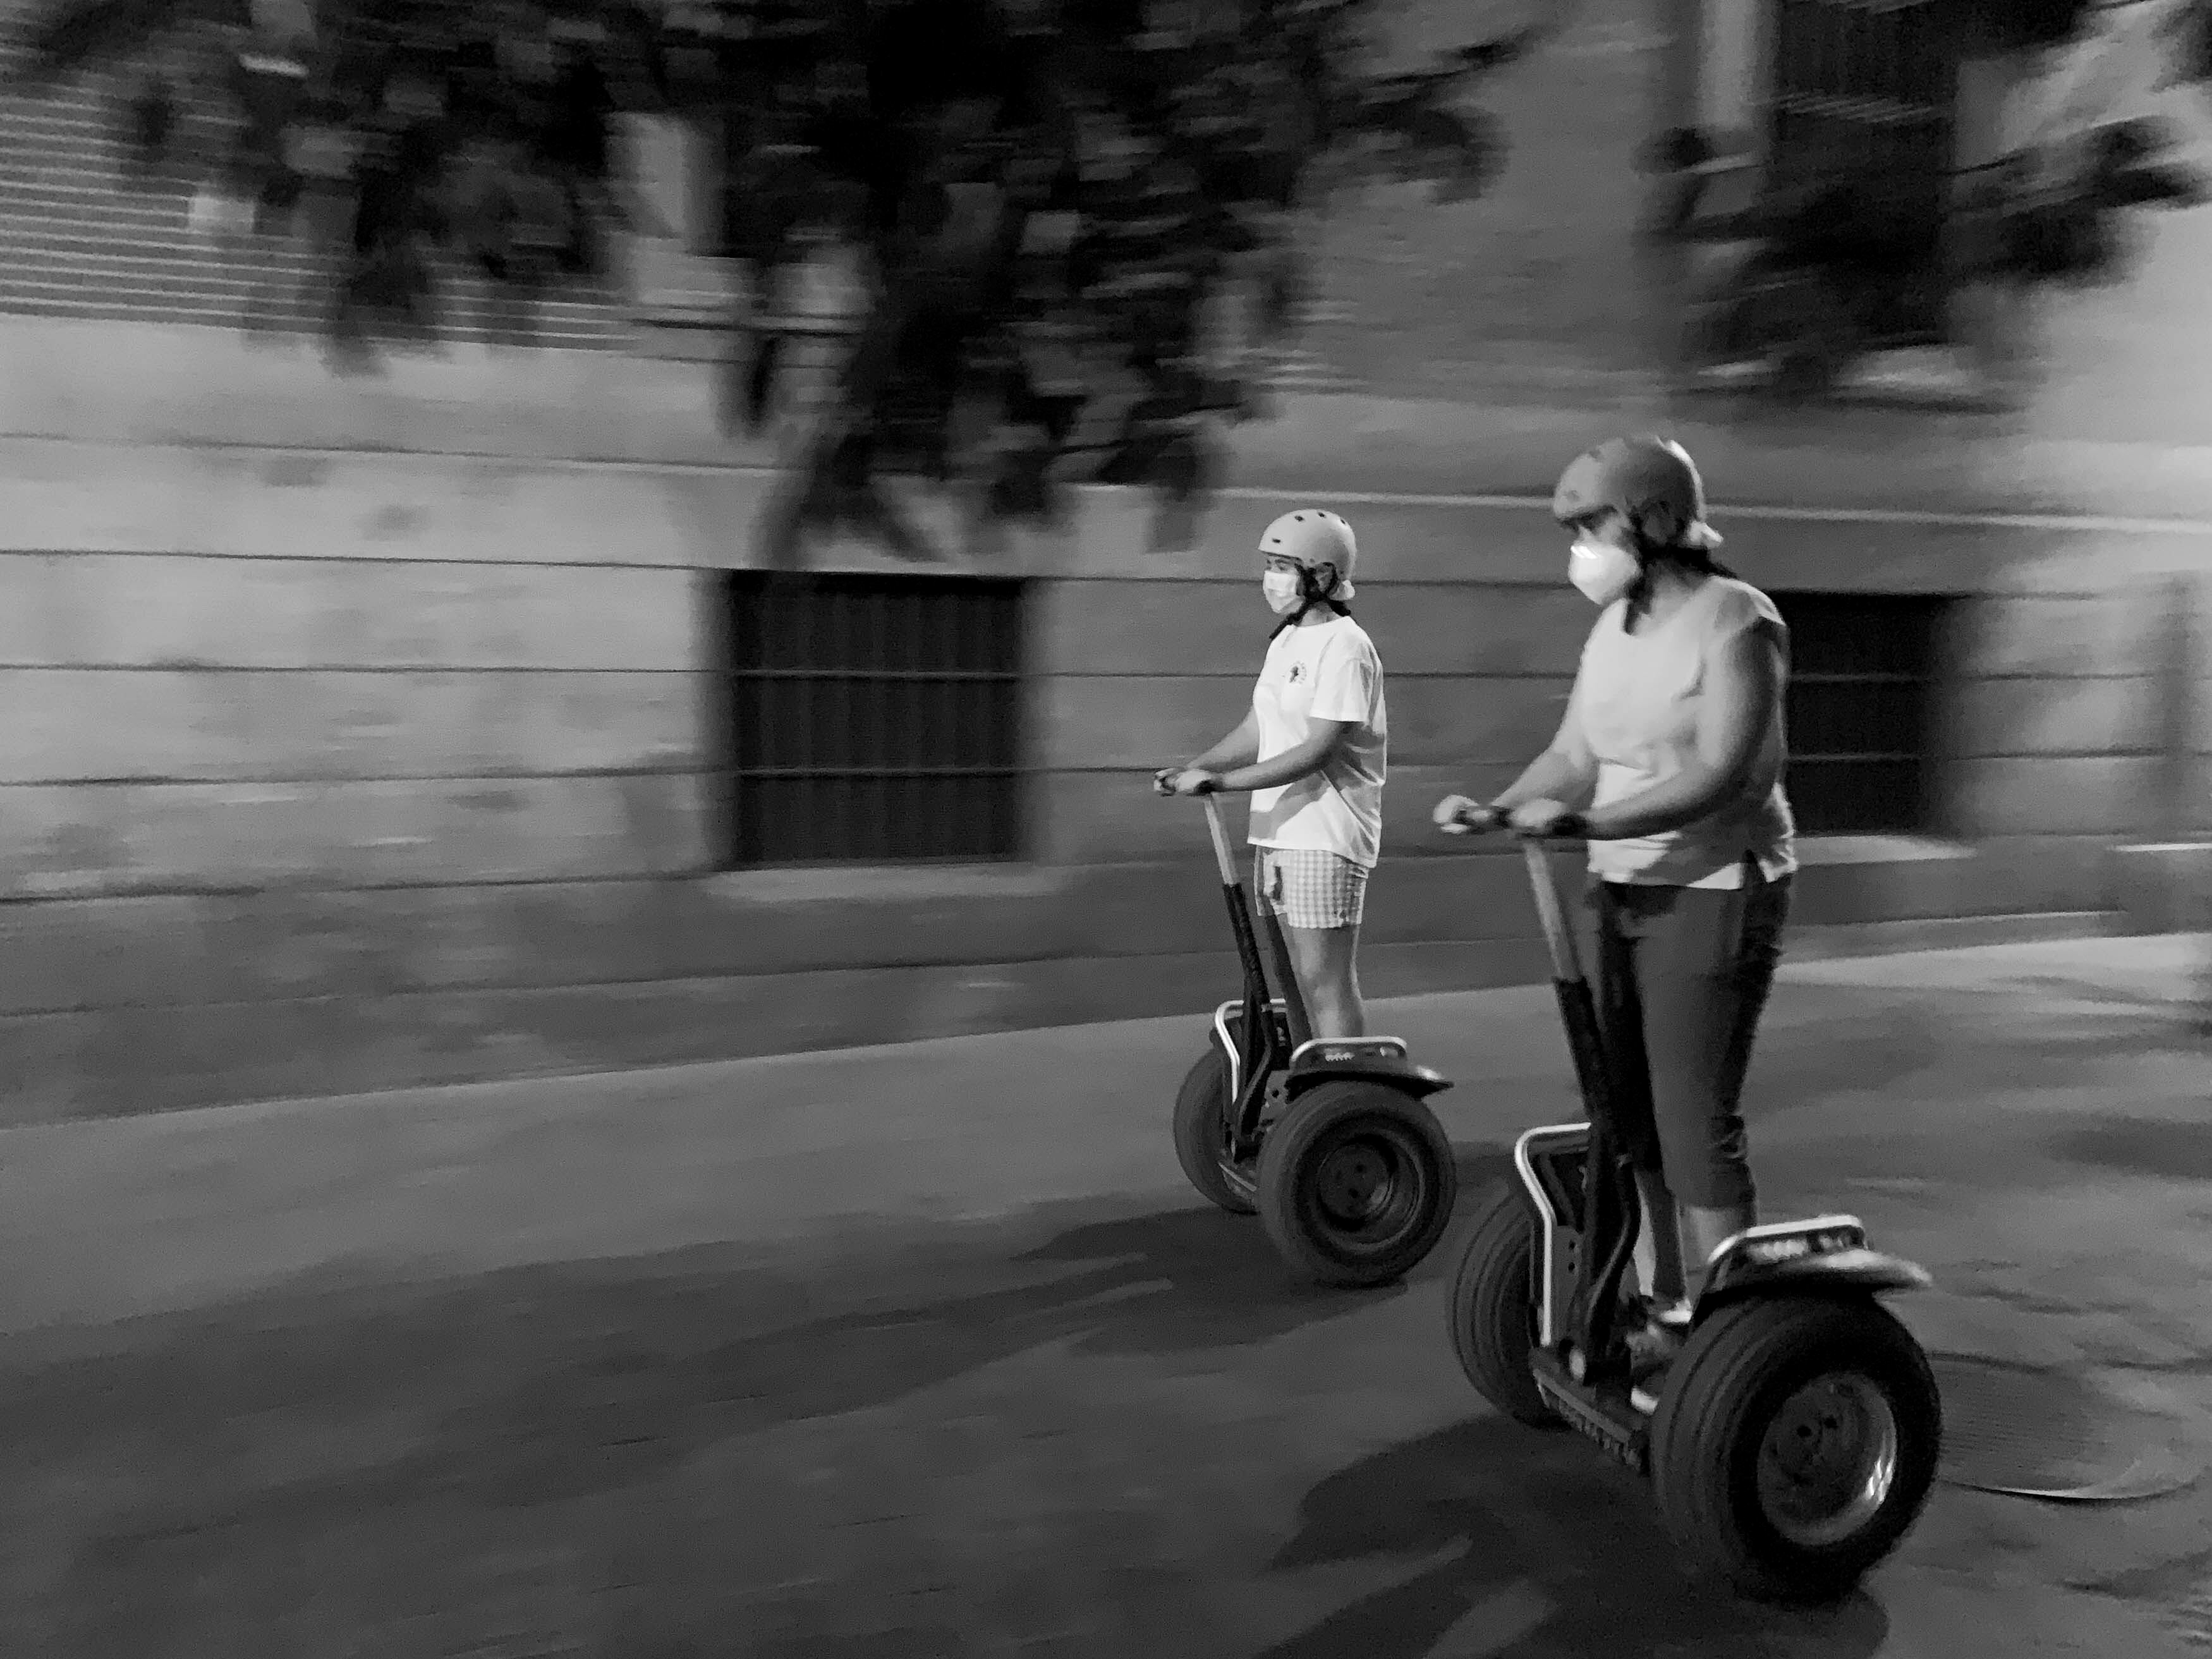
1157, 509, 1457, 1289
1430, 439, 1943, 1601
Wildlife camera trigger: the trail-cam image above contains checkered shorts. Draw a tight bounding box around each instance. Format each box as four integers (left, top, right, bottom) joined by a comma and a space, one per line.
1252, 846, 1370, 930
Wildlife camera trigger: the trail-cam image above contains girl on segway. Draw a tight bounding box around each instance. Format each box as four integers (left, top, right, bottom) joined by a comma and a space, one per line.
1435, 437, 1796, 1326
1158, 509, 1387, 1041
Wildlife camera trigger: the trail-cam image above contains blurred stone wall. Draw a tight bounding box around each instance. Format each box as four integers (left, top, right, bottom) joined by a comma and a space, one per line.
0, 0, 2205, 1118
4, 324, 2206, 1120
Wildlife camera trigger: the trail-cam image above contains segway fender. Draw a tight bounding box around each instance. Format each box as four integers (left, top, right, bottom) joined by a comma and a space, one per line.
1696, 1215, 1935, 1316
1282, 1036, 1452, 1101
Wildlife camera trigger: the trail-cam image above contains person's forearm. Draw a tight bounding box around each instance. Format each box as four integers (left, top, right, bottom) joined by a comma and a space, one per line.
1490, 749, 1596, 813
1222, 737, 1334, 793
1189, 726, 1260, 772
1583, 763, 1734, 840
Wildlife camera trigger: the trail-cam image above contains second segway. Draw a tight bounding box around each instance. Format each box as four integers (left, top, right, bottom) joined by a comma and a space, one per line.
1169, 786, 1457, 1288
1443, 817, 1943, 1602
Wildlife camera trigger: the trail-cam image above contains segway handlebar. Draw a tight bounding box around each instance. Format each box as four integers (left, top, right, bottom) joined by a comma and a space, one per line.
1153, 772, 1241, 887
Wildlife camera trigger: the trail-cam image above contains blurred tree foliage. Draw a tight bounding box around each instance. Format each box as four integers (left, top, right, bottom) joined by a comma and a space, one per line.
13, 0, 1560, 561
1654, 0, 2212, 399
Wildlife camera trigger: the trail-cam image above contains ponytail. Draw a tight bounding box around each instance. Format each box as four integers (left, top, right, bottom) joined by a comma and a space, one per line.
1624, 534, 1732, 622
1268, 567, 1354, 638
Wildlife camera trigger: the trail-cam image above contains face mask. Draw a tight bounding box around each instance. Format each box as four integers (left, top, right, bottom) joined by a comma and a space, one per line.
1569, 538, 1639, 608
1261, 569, 1304, 615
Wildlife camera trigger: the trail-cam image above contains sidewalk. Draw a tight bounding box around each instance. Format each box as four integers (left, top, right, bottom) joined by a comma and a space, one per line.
0, 933, 2208, 1656
0, 933, 2202, 1337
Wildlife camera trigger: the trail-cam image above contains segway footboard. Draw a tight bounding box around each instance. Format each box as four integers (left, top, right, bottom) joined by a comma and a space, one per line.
1513, 1124, 1654, 1471
1695, 1217, 1935, 1318
1528, 1348, 1651, 1473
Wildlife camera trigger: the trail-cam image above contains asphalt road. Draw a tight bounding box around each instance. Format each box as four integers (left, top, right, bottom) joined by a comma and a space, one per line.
0, 936, 2206, 1657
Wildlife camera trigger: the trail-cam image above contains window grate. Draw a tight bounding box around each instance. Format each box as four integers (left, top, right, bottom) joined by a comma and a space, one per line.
720, 572, 1026, 867
1770, 591, 1960, 835
1768, 0, 1958, 343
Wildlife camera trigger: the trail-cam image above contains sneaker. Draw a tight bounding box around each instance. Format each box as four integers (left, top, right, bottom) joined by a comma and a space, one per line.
1620, 1297, 1690, 1380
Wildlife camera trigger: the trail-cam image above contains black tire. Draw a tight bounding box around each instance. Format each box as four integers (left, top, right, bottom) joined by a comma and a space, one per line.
1650, 1294, 1942, 1603
1172, 1049, 1257, 1215
1256, 1079, 1457, 1289
1447, 1191, 1564, 1429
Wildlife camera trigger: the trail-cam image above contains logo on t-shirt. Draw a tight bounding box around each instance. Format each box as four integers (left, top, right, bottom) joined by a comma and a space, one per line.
1287, 664, 1305, 684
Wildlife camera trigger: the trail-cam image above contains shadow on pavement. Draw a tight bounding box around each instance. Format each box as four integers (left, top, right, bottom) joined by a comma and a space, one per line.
1, 1188, 1431, 1468
1733, 994, 2196, 1134
1258, 1419, 1889, 1659
2051, 1117, 2212, 1182
0, 1153, 1522, 1654
1014, 1146, 1515, 1358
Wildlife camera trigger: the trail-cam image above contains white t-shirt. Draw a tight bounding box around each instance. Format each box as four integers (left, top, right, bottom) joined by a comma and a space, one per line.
1247, 614, 1389, 868
1571, 576, 1797, 889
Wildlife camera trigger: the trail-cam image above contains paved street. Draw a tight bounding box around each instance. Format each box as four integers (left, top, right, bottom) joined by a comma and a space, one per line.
0, 935, 2206, 1656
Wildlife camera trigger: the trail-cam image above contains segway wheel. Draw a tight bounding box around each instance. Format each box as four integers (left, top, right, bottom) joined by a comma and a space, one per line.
1447, 1190, 1564, 1428
1650, 1295, 1942, 1603
1256, 1079, 1457, 1289
1172, 1050, 1257, 1215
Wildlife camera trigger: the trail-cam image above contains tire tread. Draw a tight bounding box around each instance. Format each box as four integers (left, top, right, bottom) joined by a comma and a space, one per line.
1172, 1049, 1257, 1216
1650, 1294, 1942, 1603
1255, 1078, 1456, 1289
1448, 1191, 1565, 1428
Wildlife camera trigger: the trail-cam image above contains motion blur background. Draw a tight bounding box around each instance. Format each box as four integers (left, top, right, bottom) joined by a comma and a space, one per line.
1, 0, 2207, 1120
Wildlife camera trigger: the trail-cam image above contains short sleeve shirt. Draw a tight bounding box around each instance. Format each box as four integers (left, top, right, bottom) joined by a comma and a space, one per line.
1248, 616, 1389, 868
1572, 576, 1797, 889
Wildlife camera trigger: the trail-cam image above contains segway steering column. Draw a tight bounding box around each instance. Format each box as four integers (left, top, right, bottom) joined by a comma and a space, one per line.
1201, 793, 1315, 1051
1522, 838, 1641, 1383
1176, 786, 1313, 1162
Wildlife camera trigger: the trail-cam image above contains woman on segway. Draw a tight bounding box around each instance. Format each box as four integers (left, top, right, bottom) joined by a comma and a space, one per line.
1158, 509, 1387, 1041
1435, 436, 1796, 1329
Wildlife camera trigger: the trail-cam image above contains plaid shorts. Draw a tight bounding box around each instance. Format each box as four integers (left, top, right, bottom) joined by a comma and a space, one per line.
1252, 846, 1370, 930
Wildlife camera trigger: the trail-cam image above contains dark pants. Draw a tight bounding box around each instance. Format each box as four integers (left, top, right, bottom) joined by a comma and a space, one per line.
1591, 866, 1791, 1210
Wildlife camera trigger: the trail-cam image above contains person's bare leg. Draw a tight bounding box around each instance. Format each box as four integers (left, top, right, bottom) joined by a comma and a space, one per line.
1284, 922, 1366, 1039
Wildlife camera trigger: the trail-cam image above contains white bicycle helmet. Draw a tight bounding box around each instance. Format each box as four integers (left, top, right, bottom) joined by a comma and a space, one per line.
1258, 508, 1357, 599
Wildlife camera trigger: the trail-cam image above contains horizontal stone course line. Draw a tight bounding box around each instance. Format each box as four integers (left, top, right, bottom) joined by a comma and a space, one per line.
0, 293, 619, 327
0, 558, 2115, 605
0, 662, 700, 674
0, 767, 698, 786
0, 664, 1575, 681
0, 912, 2113, 1020
0, 829, 2106, 903
0, 834, 2100, 893
8, 437, 2212, 540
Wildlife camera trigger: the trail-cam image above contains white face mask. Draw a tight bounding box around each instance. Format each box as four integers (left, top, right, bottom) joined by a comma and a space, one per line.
1261, 569, 1304, 615
1569, 538, 1639, 608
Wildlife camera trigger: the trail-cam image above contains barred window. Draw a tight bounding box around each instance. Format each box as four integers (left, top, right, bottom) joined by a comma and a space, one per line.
1771, 591, 1959, 835
1768, 0, 1957, 343
720, 572, 1026, 866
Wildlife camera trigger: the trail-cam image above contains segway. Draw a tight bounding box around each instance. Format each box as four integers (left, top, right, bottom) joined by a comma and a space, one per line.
1444, 823, 1943, 1602
1165, 784, 1457, 1288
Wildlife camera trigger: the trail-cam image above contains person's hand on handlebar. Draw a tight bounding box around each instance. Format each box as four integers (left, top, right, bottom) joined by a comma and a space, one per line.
1156, 767, 1224, 798
1431, 794, 1504, 836
1431, 794, 1590, 839
1504, 798, 1590, 840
